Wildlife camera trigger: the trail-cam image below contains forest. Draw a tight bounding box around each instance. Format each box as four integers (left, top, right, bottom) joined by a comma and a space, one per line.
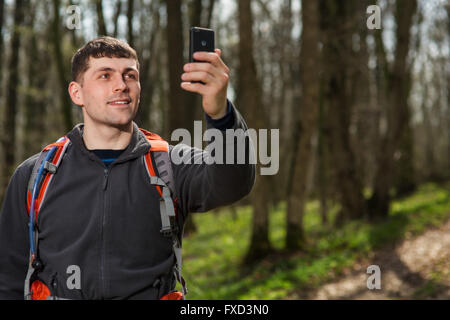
0, 0, 449, 299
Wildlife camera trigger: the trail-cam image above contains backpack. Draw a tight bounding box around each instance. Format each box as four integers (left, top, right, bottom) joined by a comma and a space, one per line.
24, 128, 186, 300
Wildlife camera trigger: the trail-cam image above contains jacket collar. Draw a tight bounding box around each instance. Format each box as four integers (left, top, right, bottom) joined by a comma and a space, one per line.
66, 122, 151, 163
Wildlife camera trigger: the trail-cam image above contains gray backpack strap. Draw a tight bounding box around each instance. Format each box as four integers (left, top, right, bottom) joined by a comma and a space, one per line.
152, 150, 176, 199
143, 140, 187, 298
150, 176, 177, 237
25, 152, 48, 300
148, 171, 187, 298
27, 151, 50, 195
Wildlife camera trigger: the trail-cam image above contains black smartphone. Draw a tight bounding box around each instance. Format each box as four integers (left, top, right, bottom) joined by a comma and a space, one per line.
189, 27, 215, 63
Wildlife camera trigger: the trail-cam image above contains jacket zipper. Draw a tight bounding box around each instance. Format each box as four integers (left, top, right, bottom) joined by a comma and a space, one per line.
100, 167, 109, 299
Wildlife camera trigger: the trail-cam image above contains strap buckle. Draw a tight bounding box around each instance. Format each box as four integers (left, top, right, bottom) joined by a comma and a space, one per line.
31, 258, 43, 272
43, 161, 57, 174
160, 224, 178, 238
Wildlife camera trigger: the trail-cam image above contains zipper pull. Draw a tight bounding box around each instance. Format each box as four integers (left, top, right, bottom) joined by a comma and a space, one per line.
103, 168, 109, 190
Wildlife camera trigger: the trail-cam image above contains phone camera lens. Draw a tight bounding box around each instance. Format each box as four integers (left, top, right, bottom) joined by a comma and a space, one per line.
201, 40, 207, 46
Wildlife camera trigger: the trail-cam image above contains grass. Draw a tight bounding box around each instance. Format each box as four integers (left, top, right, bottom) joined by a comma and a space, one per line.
179, 182, 450, 299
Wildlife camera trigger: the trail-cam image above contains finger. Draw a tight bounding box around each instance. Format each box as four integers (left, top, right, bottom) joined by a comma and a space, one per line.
181, 71, 215, 84
180, 81, 207, 95
192, 51, 228, 72
183, 62, 225, 78
215, 48, 221, 57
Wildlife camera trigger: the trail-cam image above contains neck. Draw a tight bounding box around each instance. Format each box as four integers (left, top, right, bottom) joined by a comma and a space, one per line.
82, 120, 133, 150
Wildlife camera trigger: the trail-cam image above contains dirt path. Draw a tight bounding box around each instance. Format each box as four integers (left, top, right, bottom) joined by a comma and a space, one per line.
309, 220, 450, 300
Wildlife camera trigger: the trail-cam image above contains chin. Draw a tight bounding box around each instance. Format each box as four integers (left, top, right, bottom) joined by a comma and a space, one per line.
103, 117, 134, 130
113, 120, 134, 128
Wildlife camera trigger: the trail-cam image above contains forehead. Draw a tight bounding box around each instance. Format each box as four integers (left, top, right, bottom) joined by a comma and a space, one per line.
86, 56, 138, 74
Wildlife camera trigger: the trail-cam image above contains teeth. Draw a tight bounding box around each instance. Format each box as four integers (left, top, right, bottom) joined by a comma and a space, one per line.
110, 101, 129, 104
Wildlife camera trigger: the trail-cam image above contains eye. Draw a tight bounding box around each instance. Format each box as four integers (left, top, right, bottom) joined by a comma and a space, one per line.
125, 73, 137, 80
100, 73, 109, 79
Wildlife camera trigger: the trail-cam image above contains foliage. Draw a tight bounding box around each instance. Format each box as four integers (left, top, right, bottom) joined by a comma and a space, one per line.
180, 182, 450, 299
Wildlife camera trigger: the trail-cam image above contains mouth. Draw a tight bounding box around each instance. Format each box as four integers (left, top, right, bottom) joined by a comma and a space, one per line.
107, 98, 132, 106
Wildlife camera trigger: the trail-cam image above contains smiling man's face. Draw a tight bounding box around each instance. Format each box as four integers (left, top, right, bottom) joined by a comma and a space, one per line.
69, 56, 141, 129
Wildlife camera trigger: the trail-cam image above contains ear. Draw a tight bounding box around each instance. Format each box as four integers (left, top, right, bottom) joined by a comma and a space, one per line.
68, 81, 84, 106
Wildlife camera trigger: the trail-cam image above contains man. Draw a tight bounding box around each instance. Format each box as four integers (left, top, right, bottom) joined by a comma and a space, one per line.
0, 37, 255, 299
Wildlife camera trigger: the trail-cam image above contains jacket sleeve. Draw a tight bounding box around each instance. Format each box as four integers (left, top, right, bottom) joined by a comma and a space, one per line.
170, 101, 256, 216
0, 155, 37, 299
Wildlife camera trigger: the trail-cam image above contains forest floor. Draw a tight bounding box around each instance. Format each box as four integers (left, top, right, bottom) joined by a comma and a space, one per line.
184, 182, 450, 299
308, 218, 450, 300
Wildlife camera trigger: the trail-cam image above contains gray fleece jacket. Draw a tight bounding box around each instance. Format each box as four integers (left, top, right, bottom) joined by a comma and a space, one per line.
0, 103, 255, 299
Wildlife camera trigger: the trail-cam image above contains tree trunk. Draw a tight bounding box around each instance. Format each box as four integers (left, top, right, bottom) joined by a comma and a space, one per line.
284, 0, 320, 251
187, 0, 205, 129
238, 0, 272, 264
0, 0, 4, 92
189, 0, 202, 27
95, 0, 107, 36
206, 0, 216, 28
318, 79, 330, 226
134, 0, 160, 129
1, 0, 25, 201
320, 0, 366, 223
447, 4, 450, 180
393, 8, 418, 197
113, 0, 122, 38
353, 0, 375, 190
418, 74, 436, 181
166, 0, 199, 235
23, 0, 47, 159
165, 0, 188, 132
51, 0, 73, 132
368, 0, 418, 219
278, 0, 299, 209
127, 0, 135, 48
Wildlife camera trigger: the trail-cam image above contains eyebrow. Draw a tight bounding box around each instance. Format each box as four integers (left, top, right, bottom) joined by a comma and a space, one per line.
93, 67, 138, 74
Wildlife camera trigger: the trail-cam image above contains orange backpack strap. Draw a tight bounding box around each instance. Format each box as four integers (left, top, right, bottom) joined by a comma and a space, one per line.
25, 136, 70, 300
139, 128, 187, 299
160, 291, 184, 300
26, 137, 71, 217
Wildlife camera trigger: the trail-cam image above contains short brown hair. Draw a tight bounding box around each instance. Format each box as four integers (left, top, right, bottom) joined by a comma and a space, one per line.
71, 36, 140, 83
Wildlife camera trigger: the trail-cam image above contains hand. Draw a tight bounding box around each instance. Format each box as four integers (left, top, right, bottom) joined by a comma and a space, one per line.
180, 49, 230, 119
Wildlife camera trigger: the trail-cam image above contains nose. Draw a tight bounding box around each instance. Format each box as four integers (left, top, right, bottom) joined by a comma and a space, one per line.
113, 74, 129, 92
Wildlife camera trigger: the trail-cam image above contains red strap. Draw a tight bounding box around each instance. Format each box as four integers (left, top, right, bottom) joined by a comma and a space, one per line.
141, 128, 169, 197
27, 191, 32, 214
139, 128, 168, 152
42, 138, 68, 151
30, 280, 51, 300
149, 140, 169, 152
160, 291, 184, 300
139, 128, 164, 141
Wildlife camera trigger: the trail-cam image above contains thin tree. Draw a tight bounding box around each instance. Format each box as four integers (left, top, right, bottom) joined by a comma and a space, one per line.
285, 0, 320, 250
238, 0, 272, 264
113, 0, 122, 38
165, 0, 201, 235
1, 0, 25, 201
23, 0, 48, 158
127, 0, 135, 48
134, 0, 161, 130
320, 0, 366, 222
368, 0, 418, 219
0, 0, 4, 94
165, 0, 187, 133
95, 0, 108, 36
51, 0, 73, 132
205, 0, 215, 27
